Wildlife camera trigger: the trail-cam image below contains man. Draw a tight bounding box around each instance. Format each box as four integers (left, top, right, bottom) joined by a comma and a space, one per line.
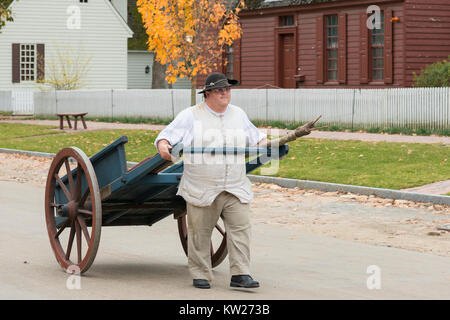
155, 72, 267, 289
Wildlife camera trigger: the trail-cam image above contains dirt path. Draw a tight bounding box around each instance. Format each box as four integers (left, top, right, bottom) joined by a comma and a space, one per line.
2, 118, 450, 194
0, 152, 449, 259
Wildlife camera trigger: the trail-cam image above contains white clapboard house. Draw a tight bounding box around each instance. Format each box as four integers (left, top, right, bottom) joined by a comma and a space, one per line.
0, 0, 193, 114
0, 0, 134, 92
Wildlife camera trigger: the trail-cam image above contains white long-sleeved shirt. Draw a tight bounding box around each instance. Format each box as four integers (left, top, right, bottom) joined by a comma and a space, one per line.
155, 103, 266, 149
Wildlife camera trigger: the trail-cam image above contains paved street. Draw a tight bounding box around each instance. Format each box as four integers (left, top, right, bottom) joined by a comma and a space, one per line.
1, 180, 450, 299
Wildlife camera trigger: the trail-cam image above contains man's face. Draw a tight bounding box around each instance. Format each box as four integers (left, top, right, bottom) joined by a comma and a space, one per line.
205, 87, 231, 108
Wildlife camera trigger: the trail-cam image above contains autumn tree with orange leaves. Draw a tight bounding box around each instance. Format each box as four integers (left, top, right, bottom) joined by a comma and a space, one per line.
137, 0, 245, 105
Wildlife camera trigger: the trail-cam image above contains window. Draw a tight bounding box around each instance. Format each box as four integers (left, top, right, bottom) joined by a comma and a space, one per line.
20, 44, 36, 82
280, 15, 294, 26
224, 44, 234, 79
326, 15, 338, 81
370, 11, 384, 81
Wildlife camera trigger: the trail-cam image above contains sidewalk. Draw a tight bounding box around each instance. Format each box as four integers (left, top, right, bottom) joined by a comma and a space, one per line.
3, 118, 450, 144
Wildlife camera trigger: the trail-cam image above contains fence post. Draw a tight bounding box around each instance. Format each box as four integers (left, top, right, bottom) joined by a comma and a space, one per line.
171, 89, 175, 119
265, 88, 268, 122
55, 88, 58, 115
111, 89, 114, 121
447, 87, 450, 130
351, 89, 356, 131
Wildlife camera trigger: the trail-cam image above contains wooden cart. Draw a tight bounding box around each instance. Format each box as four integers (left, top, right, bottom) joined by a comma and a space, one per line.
44, 136, 289, 274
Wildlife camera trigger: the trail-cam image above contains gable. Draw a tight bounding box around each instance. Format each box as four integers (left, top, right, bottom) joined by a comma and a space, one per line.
2, 0, 133, 36
105, 0, 133, 36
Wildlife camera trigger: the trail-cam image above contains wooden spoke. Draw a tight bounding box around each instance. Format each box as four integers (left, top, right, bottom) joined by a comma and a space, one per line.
77, 215, 91, 244
55, 174, 71, 201
65, 221, 76, 260
79, 188, 89, 208
65, 159, 75, 195
54, 219, 71, 239
78, 209, 92, 216
177, 214, 228, 268
74, 163, 82, 201
50, 203, 63, 207
75, 220, 82, 264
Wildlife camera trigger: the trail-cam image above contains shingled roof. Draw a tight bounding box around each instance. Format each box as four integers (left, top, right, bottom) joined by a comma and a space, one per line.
244, 0, 342, 10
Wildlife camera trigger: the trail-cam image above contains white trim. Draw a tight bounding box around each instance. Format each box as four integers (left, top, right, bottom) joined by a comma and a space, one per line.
19, 43, 37, 83
128, 50, 152, 53
104, 0, 134, 37
6, 0, 16, 10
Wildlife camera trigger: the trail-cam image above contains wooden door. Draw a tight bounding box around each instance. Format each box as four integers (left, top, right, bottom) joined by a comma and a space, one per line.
280, 34, 296, 88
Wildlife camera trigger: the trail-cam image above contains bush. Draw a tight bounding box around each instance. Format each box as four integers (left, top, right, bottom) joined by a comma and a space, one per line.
413, 56, 450, 87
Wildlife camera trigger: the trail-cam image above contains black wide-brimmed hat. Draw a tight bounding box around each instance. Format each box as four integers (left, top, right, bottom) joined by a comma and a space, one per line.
198, 72, 239, 94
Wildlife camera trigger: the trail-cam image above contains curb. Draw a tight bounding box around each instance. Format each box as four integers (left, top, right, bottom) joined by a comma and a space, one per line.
0, 148, 57, 158
247, 175, 450, 206
1, 147, 449, 205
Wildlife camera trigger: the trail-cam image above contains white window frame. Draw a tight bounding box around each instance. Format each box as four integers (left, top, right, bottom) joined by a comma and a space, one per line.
20, 43, 36, 82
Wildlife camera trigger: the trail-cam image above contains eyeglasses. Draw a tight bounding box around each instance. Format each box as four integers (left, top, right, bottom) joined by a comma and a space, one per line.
211, 87, 231, 94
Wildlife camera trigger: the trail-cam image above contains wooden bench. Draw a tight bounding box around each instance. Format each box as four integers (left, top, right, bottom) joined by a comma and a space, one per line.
56, 113, 88, 130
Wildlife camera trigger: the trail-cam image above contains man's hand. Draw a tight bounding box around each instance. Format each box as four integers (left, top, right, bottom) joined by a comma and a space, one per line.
256, 138, 269, 146
157, 139, 174, 162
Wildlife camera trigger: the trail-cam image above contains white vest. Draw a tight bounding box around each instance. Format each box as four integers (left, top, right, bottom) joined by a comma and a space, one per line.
176, 103, 253, 207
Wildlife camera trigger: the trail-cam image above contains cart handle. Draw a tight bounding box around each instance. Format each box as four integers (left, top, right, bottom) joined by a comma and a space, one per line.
170, 143, 277, 160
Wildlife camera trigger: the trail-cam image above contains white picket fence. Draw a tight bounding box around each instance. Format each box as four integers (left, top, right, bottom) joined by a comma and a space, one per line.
11, 90, 35, 115
231, 88, 450, 129
0, 90, 12, 113
1, 87, 449, 130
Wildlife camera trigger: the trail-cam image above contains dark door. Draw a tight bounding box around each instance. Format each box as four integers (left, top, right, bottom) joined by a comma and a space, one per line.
280, 34, 296, 88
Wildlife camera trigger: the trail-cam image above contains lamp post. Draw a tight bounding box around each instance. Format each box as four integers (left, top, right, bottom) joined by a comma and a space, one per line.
185, 34, 196, 106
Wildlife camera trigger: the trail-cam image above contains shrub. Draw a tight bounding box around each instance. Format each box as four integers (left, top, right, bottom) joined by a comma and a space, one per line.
413, 56, 450, 87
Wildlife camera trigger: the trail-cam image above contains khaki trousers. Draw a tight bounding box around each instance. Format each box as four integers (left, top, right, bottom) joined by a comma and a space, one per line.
186, 191, 251, 281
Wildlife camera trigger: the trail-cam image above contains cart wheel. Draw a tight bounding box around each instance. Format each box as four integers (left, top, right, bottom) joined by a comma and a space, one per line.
44, 147, 102, 274
177, 214, 228, 268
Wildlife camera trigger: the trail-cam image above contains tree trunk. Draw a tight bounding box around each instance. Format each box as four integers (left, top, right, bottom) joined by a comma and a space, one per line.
190, 76, 197, 106
151, 56, 170, 89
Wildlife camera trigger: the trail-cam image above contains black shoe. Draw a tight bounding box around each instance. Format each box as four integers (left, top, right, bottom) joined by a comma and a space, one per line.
230, 275, 260, 288
193, 279, 211, 289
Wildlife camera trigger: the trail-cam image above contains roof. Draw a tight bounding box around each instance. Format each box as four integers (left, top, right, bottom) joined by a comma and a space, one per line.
105, 0, 133, 36
244, 0, 342, 10
4, 0, 132, 36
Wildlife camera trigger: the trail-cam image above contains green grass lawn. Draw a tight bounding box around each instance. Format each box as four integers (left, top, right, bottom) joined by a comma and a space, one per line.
0, 123, 448, 190
0, 123, 61, 140
0, 128, 159, 162
254, 139, 449, 190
